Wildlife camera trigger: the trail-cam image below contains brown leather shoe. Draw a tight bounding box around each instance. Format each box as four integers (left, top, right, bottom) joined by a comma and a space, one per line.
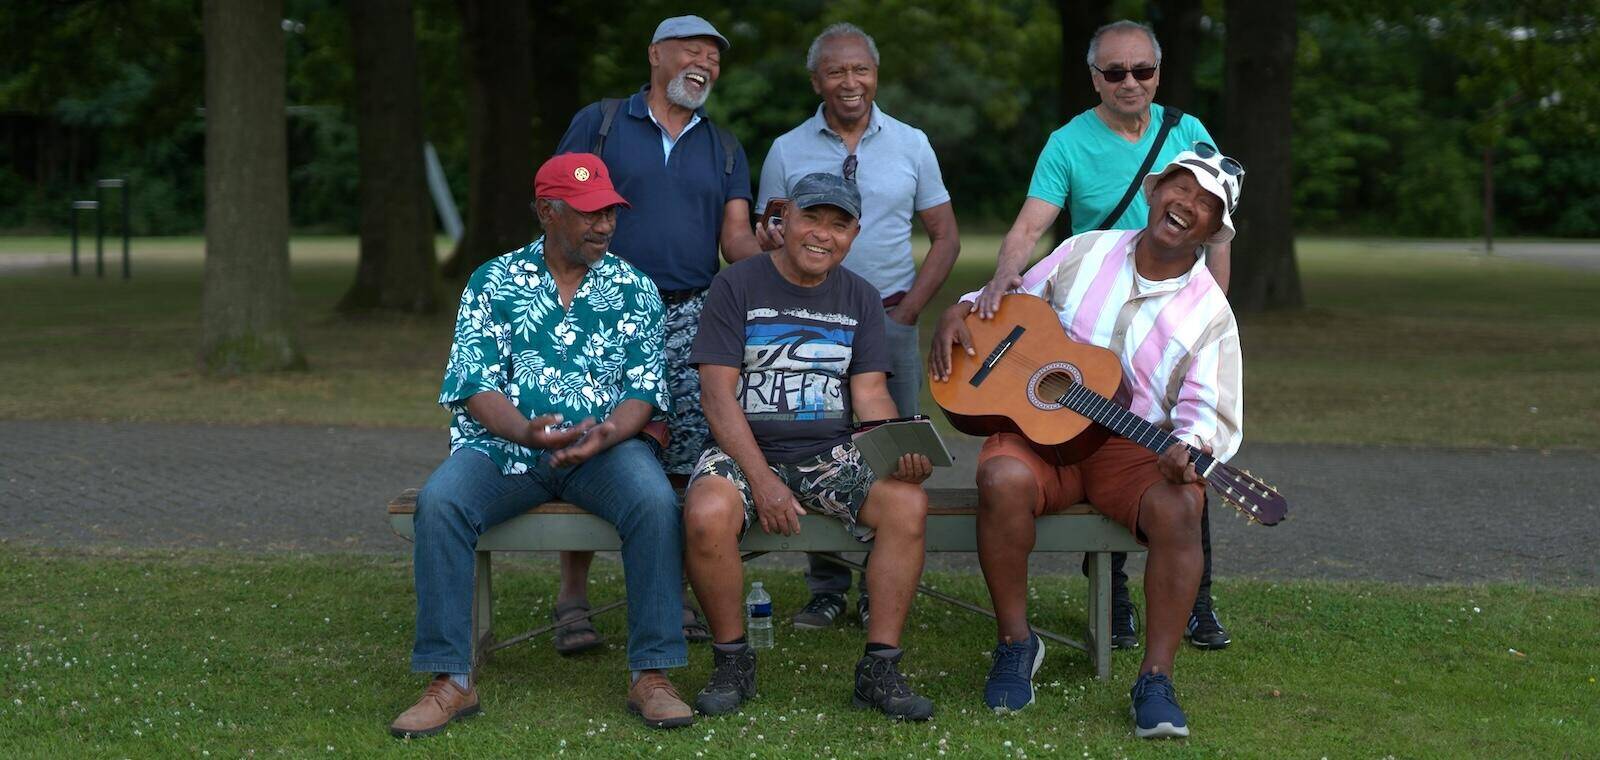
389, 675, 480, 738
627, 671, 694, 729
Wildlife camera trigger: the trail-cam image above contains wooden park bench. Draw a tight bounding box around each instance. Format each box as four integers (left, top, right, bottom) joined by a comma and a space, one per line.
388, 487, 1143, 679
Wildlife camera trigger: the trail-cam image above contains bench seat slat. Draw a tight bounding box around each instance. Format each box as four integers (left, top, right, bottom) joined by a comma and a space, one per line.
386, 487, 1099, 517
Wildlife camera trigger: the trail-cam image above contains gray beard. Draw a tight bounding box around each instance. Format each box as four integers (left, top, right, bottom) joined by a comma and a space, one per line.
666, 70, 711, 109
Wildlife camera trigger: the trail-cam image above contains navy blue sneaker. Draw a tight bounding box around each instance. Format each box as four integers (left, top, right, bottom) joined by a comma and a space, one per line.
1130, 672, 1189, 738
983, 633, 1044, 713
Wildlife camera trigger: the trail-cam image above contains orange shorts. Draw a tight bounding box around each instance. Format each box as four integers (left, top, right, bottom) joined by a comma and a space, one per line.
977, 432, 1204, 543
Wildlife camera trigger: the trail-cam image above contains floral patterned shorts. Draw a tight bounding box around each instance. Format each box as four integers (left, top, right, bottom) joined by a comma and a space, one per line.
689, 443, 879, 543
661, 292, 710, 476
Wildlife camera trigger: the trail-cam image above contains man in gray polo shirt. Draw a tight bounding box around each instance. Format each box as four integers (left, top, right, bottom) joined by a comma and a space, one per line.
757, 22, 961, 629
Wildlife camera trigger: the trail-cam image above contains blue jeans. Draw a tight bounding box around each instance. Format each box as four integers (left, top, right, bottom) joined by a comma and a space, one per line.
804, 309, 920, 594
410, 440, 686, 674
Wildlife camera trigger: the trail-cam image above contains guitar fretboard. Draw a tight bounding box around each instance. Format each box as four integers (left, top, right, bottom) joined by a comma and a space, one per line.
1057, 385, 1217, 476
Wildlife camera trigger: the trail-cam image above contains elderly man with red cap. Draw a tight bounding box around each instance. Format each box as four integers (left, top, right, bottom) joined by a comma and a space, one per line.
389, 153, 694, 737
931, 146, 1245, 738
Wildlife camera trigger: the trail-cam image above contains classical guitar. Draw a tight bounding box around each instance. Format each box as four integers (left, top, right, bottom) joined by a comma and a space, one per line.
930, 293, 1287, 526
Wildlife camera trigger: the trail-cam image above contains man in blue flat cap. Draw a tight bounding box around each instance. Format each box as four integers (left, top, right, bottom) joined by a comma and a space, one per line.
552, 14, 768, 656
683, 172, 936, 722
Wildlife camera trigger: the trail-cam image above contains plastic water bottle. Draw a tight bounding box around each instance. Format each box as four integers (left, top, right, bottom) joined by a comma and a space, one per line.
746, 581, 774, 649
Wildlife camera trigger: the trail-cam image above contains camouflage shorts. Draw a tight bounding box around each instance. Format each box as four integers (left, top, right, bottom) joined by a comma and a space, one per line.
661, 292, 710, 475
689, 443, 878, 543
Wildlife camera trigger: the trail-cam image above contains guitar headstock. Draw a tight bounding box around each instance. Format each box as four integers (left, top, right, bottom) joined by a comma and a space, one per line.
1207, 463, 1288, 526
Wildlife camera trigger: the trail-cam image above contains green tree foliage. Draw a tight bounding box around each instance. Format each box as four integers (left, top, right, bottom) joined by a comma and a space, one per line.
0, 1, 203, 232
2, 0, 1597, 238
1293, 0, 1600, 236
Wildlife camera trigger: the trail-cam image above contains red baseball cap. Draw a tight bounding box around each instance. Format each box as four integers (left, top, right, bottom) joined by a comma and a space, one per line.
535, 153, 630, 212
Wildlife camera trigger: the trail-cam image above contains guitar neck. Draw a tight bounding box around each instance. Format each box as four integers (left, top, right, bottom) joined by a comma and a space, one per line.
1057, 385, 1217, 476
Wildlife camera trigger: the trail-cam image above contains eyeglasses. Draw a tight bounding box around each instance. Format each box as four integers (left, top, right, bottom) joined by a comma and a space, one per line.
1092, 64, 1157, 83
842, 154, 858, 183
531, 201, 617, 226
1192, 142, 1245, 178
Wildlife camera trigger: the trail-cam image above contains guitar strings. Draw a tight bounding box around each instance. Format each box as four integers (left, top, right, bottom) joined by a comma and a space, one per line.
975, 352, 1190, 454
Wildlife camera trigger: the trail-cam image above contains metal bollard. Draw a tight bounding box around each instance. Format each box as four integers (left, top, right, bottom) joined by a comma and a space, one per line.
98, 179, 130, 280
70, 201, 98, 277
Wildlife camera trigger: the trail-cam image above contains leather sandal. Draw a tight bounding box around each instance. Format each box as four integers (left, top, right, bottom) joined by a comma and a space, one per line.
682, 602, 712, 643
551, 601, 605, 656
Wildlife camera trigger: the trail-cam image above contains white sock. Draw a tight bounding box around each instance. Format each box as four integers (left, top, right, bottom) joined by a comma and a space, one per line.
444, 672, 470, 690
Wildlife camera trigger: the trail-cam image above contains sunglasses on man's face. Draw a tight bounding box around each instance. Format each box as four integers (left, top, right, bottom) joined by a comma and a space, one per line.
1092, 64, 1157, 83
1192, 141, 1245, 178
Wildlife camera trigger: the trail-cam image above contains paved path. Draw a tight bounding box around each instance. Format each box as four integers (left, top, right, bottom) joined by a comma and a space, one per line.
1344, 238, 1600, 272
2, 421, 1594, 586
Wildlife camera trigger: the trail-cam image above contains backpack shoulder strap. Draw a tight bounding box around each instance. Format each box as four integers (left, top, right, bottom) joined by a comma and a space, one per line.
1096, 105, 1185, 231
592, 97, 625, 155
711, 121, 737, 175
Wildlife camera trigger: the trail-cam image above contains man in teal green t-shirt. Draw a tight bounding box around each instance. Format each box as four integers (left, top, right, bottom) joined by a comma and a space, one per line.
977, 20, 1230, 302
972, 19, 1234, 656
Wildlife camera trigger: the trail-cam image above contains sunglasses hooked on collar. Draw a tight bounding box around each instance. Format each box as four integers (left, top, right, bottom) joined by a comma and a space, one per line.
1092, 64, 1157, 83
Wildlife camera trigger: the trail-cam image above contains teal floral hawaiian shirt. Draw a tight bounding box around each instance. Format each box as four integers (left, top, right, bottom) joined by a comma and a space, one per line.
439, 237, 668, 475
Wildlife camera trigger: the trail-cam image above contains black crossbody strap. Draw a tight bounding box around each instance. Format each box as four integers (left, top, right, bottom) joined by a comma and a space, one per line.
1096, 105, 1184, 231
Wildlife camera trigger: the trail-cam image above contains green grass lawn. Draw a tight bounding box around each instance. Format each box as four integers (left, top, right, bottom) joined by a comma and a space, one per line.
2, 547, 1595, 757
1, 234, 1597, 447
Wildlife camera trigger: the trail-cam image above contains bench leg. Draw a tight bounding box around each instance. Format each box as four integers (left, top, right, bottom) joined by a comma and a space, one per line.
471, 550, 494, 680
1086, 551, 1111, 680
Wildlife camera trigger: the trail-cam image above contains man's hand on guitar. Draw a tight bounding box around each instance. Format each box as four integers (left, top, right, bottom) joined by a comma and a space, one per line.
974, 269, 1023, 320
1158, 442, 1212, 485
751, 473, 806, 536
928, 302, 978, 382
890, 453, 933, 484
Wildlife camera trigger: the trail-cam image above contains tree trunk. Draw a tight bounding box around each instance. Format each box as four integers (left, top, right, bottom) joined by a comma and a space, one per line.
341, 0, 439, 313
1055, 0, 1112, 242
1149, 0, 1202, 112
201, 0, 303, 372
1222, 0, 1302, 312
440, 0, 535, 278
529, 0, 587, 163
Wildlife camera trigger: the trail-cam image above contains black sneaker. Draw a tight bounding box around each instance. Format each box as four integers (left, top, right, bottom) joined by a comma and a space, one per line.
1084, 556, 1138, 650
1111, 593, 1140, 650
857, 594, 871, 628
693, 645, 756, 716
852, 651, 934, 721
792, 593, 847, 630
1186, 599, 1232, 650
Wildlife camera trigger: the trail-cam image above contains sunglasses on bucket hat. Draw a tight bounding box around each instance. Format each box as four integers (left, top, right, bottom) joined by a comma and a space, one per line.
1192, 141, 1246, 178
1092, 64, 1158, 82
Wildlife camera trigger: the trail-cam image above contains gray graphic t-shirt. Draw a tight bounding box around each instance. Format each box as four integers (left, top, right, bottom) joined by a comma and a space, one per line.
690, 253, 891, 463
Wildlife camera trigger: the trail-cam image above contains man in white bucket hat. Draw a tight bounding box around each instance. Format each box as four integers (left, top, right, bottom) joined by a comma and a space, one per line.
1142, 141, 1242, 245
977, 20, 1240, 656
929, 146, 1245, 738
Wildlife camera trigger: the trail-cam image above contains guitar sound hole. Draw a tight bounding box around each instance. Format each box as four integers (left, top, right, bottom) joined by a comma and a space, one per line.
1035, 372, 1077, 404
1026, 361, 1083, 410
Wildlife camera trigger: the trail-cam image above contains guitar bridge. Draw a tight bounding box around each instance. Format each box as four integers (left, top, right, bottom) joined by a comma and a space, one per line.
969, 325, 1025, 387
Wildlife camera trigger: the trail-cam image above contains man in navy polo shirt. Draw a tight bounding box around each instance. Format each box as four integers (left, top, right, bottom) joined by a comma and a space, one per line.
551, 14, 766, 652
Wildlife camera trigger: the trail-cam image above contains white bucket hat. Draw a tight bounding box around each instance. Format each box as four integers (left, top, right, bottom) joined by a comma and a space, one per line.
1142, 142, 1243, 245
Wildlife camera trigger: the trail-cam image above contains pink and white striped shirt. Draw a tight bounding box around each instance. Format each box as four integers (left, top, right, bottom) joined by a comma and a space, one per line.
960, 229, 1243, 461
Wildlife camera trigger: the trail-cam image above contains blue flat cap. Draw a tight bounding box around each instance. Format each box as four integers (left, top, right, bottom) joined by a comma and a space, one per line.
652, 15, 729, 50
792, 172, 862, 220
